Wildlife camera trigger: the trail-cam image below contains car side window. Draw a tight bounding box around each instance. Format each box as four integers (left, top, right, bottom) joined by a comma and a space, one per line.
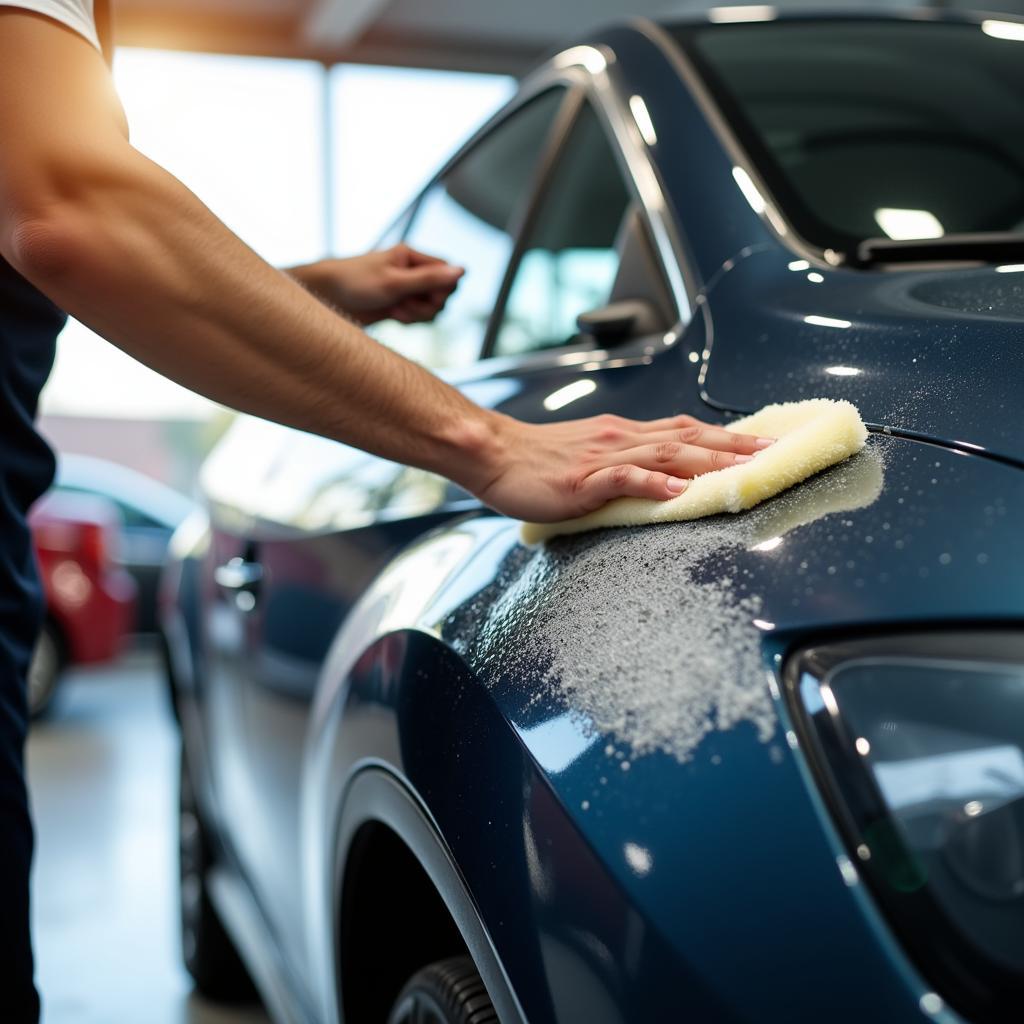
491, 102, 645, 359
372, 88, 566, 371
53, 485, 157, 529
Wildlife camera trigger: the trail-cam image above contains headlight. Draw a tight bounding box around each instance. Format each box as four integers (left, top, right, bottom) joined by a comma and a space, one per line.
786, 633, 1024, 1022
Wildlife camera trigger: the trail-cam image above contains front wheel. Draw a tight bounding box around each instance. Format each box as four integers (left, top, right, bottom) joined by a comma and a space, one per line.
387, 956, 497, 1024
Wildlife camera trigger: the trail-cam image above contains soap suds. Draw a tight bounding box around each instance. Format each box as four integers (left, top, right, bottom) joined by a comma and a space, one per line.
478, 512, 771, 763
459, 447, 885, 764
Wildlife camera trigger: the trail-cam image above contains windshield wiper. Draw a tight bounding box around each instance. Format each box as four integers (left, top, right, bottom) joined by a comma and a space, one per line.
855, 232, 1024, 267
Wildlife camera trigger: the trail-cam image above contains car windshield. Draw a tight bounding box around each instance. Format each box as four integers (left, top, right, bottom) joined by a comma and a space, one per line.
671, 18, 1024, 256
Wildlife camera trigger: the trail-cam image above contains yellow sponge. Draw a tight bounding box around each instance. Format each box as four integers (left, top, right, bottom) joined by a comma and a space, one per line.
521, 398, 868, 544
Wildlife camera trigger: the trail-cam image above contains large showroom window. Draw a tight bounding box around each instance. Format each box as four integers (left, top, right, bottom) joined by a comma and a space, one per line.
41, 50, 513, 422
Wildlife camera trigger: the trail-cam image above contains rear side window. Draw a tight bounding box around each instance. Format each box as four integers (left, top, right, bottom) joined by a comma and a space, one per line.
679, 20, 1024, 252
53, 485, 158, 530
492, 102, 632, 358
378, 88, 565, 369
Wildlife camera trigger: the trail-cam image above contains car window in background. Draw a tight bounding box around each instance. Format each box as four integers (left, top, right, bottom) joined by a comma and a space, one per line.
676, 20, 1024, 254
55, 455, 195, 531
41, 50, 326, 423
492, 102, 631, 358
378, 88, 567, 370
41, 54, 515, 422
54, 488, 152, 530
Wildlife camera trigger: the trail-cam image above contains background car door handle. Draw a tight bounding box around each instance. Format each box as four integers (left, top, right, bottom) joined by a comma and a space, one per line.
214, 558, 264, 591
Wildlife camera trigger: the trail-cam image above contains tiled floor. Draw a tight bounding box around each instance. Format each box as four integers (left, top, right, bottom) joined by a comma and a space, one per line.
26, 649, 271, 1024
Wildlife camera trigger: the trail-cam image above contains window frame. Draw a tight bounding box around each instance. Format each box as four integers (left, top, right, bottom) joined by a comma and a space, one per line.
391, 50, 693, 373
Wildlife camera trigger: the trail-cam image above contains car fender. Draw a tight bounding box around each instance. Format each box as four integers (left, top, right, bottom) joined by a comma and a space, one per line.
301, 516, 522, 1022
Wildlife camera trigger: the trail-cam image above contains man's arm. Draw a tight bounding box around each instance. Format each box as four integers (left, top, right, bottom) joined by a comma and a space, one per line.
0, 12, 772, 522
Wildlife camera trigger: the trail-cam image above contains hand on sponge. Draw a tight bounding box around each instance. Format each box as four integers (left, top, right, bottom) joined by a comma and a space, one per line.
521, 399, 868, 544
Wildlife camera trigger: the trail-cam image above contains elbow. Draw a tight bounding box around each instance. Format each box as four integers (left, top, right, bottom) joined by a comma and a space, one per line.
3, 149, 137, 284
6, 208, 95, 286
8, 215, 74, 281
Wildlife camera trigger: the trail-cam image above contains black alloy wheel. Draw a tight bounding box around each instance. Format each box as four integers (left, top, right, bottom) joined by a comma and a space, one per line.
27, 621, 63, 719
387, 956, 498, 1024
178, 744, 257, 1002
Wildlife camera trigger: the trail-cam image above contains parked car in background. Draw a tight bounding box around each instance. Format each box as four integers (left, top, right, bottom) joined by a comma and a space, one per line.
28, 491, 137, 716
54, 453, 196, 635
164, 11, 1024, 1024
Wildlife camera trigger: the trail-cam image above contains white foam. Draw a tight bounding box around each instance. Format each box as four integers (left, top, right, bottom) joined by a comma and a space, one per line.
475, 446, 884, 764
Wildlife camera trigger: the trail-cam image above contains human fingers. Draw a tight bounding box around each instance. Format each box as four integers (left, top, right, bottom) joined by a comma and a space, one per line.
397, 243, 447, 267
594, 413, 773, 455
639, 424, 774, 456
574, 464, 688, 513
602, 441, 756, 479
390, 296, 443, 323
389, 262, 464, 299
624, 410, 770, 440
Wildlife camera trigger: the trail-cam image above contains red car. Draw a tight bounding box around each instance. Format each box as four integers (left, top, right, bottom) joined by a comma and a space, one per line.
27, 490, 137, 716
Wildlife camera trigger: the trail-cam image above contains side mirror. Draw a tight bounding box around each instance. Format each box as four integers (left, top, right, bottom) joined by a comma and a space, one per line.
576, 299, 661, 344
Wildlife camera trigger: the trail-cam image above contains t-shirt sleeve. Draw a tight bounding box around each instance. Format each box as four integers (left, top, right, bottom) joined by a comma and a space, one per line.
0, 0, 100, 51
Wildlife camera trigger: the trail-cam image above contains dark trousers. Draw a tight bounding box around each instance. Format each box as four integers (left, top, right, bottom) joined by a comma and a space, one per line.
0, 246, 62, 1023
0, 634, 40, 1023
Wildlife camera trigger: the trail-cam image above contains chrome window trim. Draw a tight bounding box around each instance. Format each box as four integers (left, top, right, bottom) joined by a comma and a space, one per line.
564, 46, 695, 329
633, 17, 844, 270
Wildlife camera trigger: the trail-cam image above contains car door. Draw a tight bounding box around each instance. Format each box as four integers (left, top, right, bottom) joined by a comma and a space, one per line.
204, 83, 577, 988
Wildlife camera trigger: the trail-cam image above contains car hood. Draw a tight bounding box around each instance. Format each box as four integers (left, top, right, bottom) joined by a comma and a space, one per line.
700, 249, 1024, 464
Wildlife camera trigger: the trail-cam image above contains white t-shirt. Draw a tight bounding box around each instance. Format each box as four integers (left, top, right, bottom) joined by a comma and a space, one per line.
0, 0, 100, 51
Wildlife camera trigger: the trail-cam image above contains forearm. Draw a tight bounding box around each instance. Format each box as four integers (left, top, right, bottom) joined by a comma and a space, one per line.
4, 148, 505, 493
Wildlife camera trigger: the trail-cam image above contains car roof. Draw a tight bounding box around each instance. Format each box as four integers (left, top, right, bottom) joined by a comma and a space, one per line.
55, 453, 196, 529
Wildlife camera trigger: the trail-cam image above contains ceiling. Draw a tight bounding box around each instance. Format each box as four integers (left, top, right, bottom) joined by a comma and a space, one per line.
112, 0, 1024, 74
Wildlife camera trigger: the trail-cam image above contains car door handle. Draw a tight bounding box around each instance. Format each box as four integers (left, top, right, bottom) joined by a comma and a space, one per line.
214, 557, 264, 591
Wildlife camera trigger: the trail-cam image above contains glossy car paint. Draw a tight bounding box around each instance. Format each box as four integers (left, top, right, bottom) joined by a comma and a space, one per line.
165, 14, 1023, 1024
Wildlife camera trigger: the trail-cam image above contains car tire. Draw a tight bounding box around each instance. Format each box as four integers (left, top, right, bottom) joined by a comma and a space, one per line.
387, 956, 498, 1024
27, 621, 63, 719
178, 744, 257, 1003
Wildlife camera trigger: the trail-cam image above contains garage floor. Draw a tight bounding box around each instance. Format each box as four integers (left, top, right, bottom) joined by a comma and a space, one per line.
26, 650, 271, 1024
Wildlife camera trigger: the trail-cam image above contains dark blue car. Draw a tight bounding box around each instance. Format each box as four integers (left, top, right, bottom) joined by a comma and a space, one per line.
162, 11, 1024, 1023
